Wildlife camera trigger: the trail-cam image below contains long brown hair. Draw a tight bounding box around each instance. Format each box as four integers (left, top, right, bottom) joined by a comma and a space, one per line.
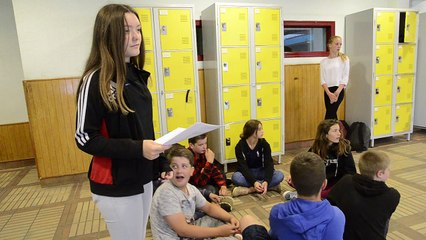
328, 36, 348, 62
311, 119, 351, 159
78, 4, 145, 114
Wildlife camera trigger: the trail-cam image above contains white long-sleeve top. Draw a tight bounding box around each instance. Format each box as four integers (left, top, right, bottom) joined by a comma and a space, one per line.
320, 56, 350, 87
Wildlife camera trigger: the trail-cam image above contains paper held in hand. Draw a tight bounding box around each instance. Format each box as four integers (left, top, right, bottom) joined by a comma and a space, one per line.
154, 122, 222, 145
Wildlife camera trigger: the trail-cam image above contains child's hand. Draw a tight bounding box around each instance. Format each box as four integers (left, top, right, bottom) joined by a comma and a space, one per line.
205, 148, 215, 164
160, 171, 173, 182
254, 182, 263, 193
229, 216, 240, 228
216, 223, 239, 237
261, 182, 268, 195
209, 193, 221, 203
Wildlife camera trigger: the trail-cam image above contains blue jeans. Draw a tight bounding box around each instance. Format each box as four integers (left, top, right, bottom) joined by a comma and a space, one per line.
231, 168, 284, 188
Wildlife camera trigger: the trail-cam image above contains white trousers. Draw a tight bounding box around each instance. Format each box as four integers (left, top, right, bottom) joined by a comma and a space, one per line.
92, 181, 153, 240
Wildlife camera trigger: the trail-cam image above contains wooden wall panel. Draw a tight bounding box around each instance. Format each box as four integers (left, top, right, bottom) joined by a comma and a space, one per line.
0, 122, 34, 162
23, 78, 91, 179
198, 69, 206, 122
285, 64, 345, 143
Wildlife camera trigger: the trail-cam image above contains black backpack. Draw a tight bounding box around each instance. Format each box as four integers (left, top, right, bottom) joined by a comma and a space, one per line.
348, 122, 371, 153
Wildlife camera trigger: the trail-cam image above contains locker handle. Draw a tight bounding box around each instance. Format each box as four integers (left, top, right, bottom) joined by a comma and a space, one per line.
293, 77, 299, 80
397, 86, 401, 93
161, 25, 167, 35
185, 89, 190, 103
395, 115, 400, 122
377, 24, 381, 32
257, 98, 262, 106
374, 118, 378, 125
407, 23, 410, 31
376, 57, 380, 64
256, 61, 262, 70
375, 88, 379, 94
398, 56, 402, 62
221, 22, 227, 32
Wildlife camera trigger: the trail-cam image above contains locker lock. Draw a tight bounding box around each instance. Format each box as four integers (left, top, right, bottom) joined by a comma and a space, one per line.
375, 88, 379, 95
256, 61, 262, 70
256, 22, 261, 31
397, 86, 401, 93
226, 137, 231, 146
161, 25, 167, 35
374, 118, 378, 125
164, 67, 170, 77
398, 56, 402, 62
376, 57, 380, 64
221, 22, 227, 32
167, 108, 173, 117
257, 98, 262, 106
396, 115, 400, 122
224, 101, 230, 110
407, 24, 410, 31
377, 24, 381, 32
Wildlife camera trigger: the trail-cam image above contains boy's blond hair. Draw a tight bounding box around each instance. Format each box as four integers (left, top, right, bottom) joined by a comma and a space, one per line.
358, 150, 390, 179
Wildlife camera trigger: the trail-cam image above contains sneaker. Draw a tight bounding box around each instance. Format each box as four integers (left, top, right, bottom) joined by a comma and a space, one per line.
269, 184, 282, 193
283, 191, 297, 201
232, 186, 250, 197
219, 196, 234, 212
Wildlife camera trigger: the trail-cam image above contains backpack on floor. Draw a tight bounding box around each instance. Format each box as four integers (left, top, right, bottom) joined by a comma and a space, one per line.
348, 122, 371, 153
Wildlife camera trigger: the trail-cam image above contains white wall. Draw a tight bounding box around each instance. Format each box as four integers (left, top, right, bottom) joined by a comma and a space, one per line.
2, 0, 410, 124
0, 0, 26, 124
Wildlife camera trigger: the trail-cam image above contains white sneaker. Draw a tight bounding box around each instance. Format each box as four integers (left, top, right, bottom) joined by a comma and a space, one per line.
283, 191, 297, 201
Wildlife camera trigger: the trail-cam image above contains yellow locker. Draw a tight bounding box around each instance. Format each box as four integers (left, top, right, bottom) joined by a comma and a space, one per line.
224, 122, 245, 160
144, 51, 157, 92
162, 51, 194, 91
404, 12, 417, 43
255, 47, 281, 83
135, 8, 154, 51
254, 8, 280, 46
396, 75, 414, 103
395, 104, 412, 132
158, 9, 193, 50
261, 119, 281, 153
374, 76, 393, 106
373, 106, 392, 136
397, 45, 415, 74
375, 45, 394, 75
165, 91, 197, 131
220, 7, 248, 46
151, 93, 160, 134
223, 86, 251, 123
221, 48, 250, 85
256, 84, 281, 119
376, 12, 396, 43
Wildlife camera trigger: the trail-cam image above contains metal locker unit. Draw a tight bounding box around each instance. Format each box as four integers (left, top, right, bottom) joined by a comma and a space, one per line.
202, 3, 284, 172
135, 6, 201, 143
414, 13, 426, 128
345, 8, 418, 146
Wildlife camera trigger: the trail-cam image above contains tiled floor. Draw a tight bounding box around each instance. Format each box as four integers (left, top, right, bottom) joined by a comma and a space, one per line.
1, 129, 426, 239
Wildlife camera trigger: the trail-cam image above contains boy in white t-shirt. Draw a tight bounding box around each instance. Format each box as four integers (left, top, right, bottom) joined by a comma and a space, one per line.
150, 146, 240, 240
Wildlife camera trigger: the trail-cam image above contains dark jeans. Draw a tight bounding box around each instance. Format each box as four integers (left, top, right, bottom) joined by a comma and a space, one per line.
324, 86, 345, 120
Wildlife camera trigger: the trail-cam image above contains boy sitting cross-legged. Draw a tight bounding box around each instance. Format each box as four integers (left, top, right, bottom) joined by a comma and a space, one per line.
269, 152, 345, 240
327, 150, 400, 239
150, 146, 240, 240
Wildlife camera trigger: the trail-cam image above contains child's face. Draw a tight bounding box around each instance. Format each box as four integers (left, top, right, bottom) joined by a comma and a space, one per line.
255, 124, 264, 139
190, 138, 207, 155
169, 156, 194, 190
329, 37, 342, 53
326, 124, 341, 144
124, 12, 141, 62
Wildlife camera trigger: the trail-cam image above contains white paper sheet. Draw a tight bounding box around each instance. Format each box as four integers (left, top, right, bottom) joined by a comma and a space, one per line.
155, 122, 222, 145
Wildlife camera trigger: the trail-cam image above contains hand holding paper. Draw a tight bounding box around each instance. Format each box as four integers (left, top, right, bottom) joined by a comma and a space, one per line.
155, 122, 222, 145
